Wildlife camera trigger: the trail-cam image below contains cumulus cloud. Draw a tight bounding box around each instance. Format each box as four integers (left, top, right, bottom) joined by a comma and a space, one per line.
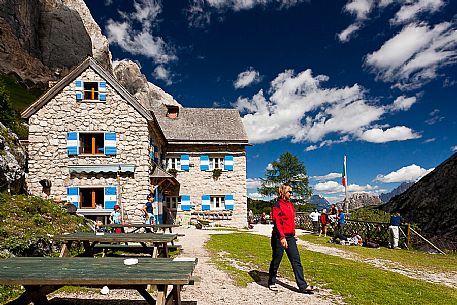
364, 22, 457, 90
247, 178, 263, 189
338, 23, 361, 43
344, 0, 375, 20
153, 65, 173, 85
247, 192, 268, 200
234, 67, 262, 89
451, 146, 457, 152
106, 0, 176, 64
187, 0, 306, 26
311, 172, 341, 181
390, 95, 417, 111
359, 126, 421, 143
375, 164, 434, 183
234, 68, 419, 145
391, 0, 446, 25
314, 181, 379, 194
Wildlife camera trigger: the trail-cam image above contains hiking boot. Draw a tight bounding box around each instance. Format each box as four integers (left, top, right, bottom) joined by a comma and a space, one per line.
269, 284, 279, 292
299, 285, 315, 293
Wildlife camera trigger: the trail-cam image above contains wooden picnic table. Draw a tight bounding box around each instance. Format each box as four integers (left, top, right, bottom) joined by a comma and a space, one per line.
53, 232, 177, 258
0, 256, 197, 305
99, 223, 180, 234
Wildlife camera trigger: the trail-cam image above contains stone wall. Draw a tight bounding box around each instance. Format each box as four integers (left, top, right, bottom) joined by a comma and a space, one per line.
26, 66, 154, 222
166, 145, 247, 228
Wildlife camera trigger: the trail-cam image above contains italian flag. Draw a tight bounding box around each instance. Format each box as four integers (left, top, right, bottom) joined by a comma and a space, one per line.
342, 156, 347, 187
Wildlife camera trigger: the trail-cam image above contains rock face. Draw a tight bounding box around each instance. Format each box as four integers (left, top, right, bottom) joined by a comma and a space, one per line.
113, 60, 181, 109
0, 0, 112, 84
338, 192, 382, 210
0, 122, 27, 193
379, 181, 414, 203
309, 194, 331, 211
382, 153, 457, 242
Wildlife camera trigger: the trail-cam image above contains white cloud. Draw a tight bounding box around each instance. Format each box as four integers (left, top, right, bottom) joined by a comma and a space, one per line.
391, 0, 446, 25
364, 22, 457, 90
423, 138, 436, 143
106, 0, 176, 64
314, 181, 343, 193
359, 126, 421, 143
187, 0, 306, 26
451, 146, 457, 152
391, 95, 417, 111
305, 145, 318, 152
234, 69, 392, 144
311, 172, 341, 181
266, 163, 274, 171
344, 0, 375, 20
425, 108, 444, 125
314, 181, 379, 194
375, 164, 434, 183
247, 178, 262, 189
234, 67, 262, 89
338, 23, 361, 43
153, 65, 173, 85
247, 192, 268, 200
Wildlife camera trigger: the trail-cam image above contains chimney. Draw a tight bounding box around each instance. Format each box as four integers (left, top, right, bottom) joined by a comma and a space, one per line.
166, 105, 179, 119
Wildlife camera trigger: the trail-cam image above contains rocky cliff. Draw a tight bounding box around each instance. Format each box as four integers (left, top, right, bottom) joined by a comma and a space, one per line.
379, 181, 414, 203
113, 60, 181, 109
309, 194, 331, 211
0, 122, 27, 193
0, 0, 112, 85
337, 192, 382, 210
382, 153, 457, 242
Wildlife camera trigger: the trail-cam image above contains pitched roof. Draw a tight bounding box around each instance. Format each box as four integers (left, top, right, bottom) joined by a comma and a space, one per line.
21, 57, 153, 121
152, 105, 249, 144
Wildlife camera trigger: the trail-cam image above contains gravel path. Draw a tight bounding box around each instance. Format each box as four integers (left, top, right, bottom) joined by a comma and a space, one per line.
50, 224, 456, 304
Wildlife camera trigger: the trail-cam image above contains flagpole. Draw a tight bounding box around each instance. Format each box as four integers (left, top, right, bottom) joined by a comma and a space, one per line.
344, 155, 348, 213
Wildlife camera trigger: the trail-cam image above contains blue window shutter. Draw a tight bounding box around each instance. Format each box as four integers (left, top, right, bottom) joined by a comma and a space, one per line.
104, 132, 116, 155
99, 82, 107, 101
224, 155, 234, 171
75, 80, 83, 101
181, 195, 191, 211
66, 187, 79, 208
99, 93, 107, 101
104, 186, 117, 209
200, 155, 209, 171
181, 154, 189, 171
67, 132, 79, 155
202, 195, 210, 211
225, 194, 234, 210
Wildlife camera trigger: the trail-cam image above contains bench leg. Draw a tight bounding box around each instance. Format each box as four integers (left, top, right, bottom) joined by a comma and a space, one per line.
156, 284, 168, 305
166, 285, 181, 305
137, 287, 156, 305
6, 285, 61, 305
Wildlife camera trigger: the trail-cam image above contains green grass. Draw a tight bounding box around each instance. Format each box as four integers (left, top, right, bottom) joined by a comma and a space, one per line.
0, 74, 44, 112
206, 233, 457, 305
300, 234, 457, 273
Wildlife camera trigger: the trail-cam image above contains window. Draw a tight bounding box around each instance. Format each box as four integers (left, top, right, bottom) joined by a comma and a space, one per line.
80, 187, 104, 209
210, 196, 225, 210
209, 157, 224, 170
84, 82, 99, 100
166, 158, 181, 170
79, 133, 104, 155
165, 196, 181, 209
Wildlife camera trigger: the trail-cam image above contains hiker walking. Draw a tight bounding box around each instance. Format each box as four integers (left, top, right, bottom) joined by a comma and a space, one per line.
268, 183, 315, 293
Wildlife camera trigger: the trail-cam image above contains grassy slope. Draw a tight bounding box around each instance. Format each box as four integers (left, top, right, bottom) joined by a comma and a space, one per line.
0, 193, 90, 303
206, 233, 457, 305
0, 74, 44, 112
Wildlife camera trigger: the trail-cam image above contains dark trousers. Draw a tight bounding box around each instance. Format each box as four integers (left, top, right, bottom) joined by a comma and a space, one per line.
312, 221, 319, 233
268, 234, 308, 289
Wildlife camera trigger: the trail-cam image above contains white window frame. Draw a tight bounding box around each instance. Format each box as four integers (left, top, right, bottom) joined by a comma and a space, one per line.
165, 196, 181, 209
166, 157, 181, 171
209, 157, 224, 171
210, 195, 225, 210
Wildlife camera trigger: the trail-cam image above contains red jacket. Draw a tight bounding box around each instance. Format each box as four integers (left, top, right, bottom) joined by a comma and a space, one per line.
272, 198, 296, 240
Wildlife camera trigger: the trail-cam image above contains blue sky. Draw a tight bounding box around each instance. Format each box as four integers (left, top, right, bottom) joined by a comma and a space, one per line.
85, 0, 457, 203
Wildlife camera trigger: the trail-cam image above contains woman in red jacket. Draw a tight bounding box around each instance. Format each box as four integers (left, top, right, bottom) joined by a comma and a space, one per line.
268, 183, 315, 293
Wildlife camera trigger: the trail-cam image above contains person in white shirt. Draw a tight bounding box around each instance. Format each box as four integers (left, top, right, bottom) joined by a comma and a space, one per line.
309, 209, 320, 233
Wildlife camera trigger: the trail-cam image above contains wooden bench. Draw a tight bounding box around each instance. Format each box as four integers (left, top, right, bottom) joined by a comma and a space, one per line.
0, 257, 197, 305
